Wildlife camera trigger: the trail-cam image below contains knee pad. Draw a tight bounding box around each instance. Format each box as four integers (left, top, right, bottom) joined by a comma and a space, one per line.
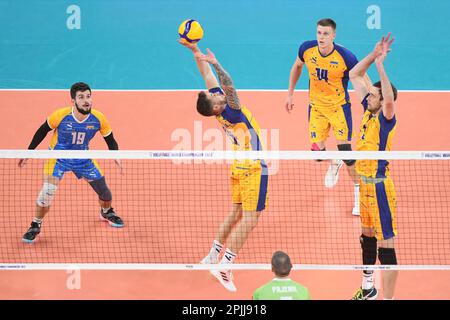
378, 247, 397, 265
337, 144, 356, 166
360, 234, 377, 265
311, 143, 326, 162
36, 182, 57, 207
89, 177, 112, 201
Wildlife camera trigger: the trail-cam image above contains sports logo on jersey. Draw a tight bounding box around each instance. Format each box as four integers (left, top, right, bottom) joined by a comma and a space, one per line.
311, 132, 317, 139
310, 57, 317, 65
86, 125, 95, 130
330, 61, 338, 65
338, 129, 344, 136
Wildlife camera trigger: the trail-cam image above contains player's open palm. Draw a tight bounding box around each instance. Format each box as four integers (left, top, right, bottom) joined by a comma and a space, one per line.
177, 39, 197, 51
198, 48, 218, 65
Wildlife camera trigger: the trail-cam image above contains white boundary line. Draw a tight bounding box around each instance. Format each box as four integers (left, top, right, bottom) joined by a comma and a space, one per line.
0, 264, 449, 271
0, 89, 450, 93
1, 150, 450, 160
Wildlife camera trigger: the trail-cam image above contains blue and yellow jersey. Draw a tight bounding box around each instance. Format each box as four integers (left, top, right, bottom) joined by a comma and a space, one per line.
298, 41, 358, 108
47, 107, 112, 150
210, 87, 264, 168
356, 95, 397, 178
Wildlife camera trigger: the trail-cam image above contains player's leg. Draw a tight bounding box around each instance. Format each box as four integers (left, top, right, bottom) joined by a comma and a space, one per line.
336, 140, 360, 216
211, 163, 268, 292
83, 160, 124, 228
202, 171, 242, 264
331, 102, 360, 214
375, 178, 398, 300
23, 159, 62, 243
378, 238, 398, 300
309, 104, 330, 155
311, 104, 345, 188
201, 203, 242, 264
352, 182, 378, 300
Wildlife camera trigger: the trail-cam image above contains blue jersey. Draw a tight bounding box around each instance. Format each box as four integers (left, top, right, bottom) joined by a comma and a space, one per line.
47, 107, 112, 150
43, 107, 112, 180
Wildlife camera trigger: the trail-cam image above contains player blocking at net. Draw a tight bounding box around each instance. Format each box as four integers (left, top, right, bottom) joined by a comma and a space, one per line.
349, 33, 398, 300
18, 82, 124, 243
179, 41, 268, 292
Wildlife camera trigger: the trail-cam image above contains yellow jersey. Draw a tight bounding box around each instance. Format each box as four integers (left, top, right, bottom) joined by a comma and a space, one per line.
210, 87, 265, 169
299, 41, 358, 108
356, 95, 397, 178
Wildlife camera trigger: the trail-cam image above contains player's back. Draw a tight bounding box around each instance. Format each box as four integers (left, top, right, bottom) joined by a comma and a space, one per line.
253, 278, 310, 300
298, 40, 358, 108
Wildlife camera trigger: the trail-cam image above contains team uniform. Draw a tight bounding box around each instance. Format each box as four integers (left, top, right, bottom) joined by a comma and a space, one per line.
210, 87, 268, 212
298, 40, 358, 143
44, 107, 112, 181
356, 95, 397, 240
253, 278, 311, 300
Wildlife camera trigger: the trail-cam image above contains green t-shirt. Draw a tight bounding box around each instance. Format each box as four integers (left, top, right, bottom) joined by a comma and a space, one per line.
252, 278, 310, 300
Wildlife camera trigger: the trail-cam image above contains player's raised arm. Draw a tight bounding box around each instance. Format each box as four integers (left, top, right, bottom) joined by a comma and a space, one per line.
178, 40, 219, 90
375, 52, 395, 120
350, 33, 394, 102
197, 48, 241, 110
18, 120, 53, 167
285, 57, 304, 113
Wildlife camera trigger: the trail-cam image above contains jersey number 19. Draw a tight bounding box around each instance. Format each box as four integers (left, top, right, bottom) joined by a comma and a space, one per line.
71, 132, 86, 145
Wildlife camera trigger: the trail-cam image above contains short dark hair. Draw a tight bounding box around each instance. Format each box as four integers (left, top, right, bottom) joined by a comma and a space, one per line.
317, 18, 336, 30
196, 91, 214, 116
70, 82, 91, 99
373, 81, 398, 101
271, 251, 293, 277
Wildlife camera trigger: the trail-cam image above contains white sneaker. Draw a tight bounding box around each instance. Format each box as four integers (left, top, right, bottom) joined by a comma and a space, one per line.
325, 159, 343, 188
210, 269, 237, 292
200, 254, 218, 264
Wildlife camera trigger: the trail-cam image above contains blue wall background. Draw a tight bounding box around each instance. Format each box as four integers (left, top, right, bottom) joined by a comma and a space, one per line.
0, 0, 449, 89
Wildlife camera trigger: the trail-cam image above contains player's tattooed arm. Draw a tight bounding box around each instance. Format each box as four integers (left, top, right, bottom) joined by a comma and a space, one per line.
211, 62, 241, 110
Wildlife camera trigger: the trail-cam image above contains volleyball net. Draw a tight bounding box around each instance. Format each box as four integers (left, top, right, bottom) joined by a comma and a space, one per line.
1, 150, 449, 270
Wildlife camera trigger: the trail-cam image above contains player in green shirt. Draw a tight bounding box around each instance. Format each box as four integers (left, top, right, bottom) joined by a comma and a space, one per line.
253, 251, 311, 300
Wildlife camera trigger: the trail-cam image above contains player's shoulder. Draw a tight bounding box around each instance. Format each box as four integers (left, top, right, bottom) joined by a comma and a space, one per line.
52, 106, 72, 115
90, 108, 107, 121
48, 106, 72, 119
334, 43, 357, 58
299, 40, 318, 50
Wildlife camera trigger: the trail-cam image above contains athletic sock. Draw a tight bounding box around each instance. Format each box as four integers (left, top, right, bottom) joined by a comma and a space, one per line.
362, 270, 374, 290
220, 248, 237, 264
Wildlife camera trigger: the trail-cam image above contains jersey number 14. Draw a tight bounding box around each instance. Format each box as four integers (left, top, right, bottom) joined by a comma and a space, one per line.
316, 68, 329, 81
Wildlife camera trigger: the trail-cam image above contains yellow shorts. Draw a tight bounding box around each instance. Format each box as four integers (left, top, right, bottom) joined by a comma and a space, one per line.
359, 176, 397, 241
230, 161, 268, 212
308, 103, 353, 143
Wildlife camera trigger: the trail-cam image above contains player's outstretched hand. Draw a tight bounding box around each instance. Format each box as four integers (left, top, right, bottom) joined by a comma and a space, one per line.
380, 32, 394, 55
373, 32, 394, 57
18, 158, 28, 167
197, 48, 218, 65
285, 95, 294, 113
177, 39, 198, 51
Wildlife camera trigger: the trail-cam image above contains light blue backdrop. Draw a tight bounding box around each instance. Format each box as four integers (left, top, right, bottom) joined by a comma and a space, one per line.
0, 0, 448, 89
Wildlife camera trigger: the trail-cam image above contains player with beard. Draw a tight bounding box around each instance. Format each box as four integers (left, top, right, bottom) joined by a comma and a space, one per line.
19, 82, 124, 243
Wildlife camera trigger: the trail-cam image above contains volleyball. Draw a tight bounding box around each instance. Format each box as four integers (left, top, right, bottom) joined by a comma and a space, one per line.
178, 19, 204, 43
